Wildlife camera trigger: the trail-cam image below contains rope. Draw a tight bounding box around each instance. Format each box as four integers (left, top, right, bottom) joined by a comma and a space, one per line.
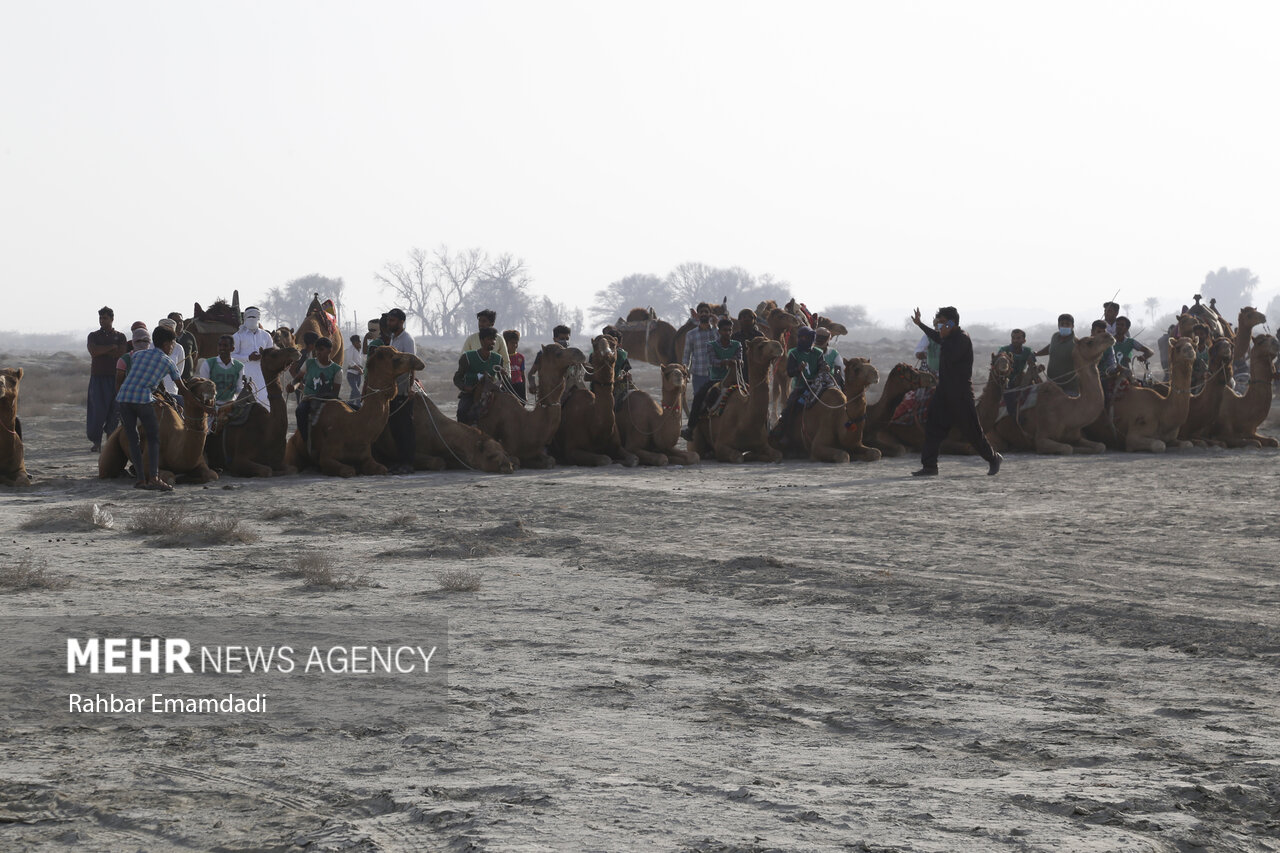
411, 381, 479, 472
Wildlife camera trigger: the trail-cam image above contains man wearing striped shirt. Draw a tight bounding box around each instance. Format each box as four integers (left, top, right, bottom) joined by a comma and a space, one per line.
682, 303, 716, 398
113, 325, 197, 491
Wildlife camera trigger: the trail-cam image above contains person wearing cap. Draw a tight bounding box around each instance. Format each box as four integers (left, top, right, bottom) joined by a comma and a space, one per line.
116, 324, 152, 392
231, 306, 274, 407
86, 306, 128, 452
114, 325, 201, 492
288, 336, 342, 445
814, 327, 844, 387
384, 307, 417, 474
909, 306, 1001, 477
155, 318, 187, 407
344, 334, 364, 404
462, 309, 510, 377
454, 327, 503, 424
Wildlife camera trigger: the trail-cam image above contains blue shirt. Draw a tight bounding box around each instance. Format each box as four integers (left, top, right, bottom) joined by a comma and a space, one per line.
116, 347, 182, 405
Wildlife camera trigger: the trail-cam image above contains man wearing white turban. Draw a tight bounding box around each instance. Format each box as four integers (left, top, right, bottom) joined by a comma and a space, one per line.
231, 307, 274, 406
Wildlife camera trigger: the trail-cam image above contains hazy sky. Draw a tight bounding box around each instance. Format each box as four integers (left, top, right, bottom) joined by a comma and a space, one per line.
3, 0, 1278, 335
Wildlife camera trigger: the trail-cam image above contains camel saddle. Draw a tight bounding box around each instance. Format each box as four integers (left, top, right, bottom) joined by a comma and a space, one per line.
890, 387, 931, 426
999, 384, 1041, 425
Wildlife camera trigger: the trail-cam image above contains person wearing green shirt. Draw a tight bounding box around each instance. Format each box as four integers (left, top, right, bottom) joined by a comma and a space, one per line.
815, 327, 844, 386
683, 318, 741, 439
1111, 316, 1154, 373
997, 329, 1036, 385
770, 326, 825, 447
288, 337, 341, 443
454, 327, 504, 424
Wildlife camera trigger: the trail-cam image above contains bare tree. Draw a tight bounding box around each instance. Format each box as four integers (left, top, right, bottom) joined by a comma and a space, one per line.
591, 273, 674, 325
259, 274, 345, 329
375, 245, 489, 336
374, 248, 435, 334
666, 261, 715, 311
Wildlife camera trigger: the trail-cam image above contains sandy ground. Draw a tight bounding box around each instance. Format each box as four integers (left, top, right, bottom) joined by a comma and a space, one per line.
2, 354, 1280, 852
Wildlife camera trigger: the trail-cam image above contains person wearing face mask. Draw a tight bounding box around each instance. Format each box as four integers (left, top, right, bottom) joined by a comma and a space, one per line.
231, 307, 275, 406
909, 306, 1001, 477
527, 324, 572, 400
1035, 313, 1078, 394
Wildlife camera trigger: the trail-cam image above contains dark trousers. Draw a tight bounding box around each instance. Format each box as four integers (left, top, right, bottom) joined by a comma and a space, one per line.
456, 393, 477, 425
511, 381, 526, 402
87, 375, 118, 444
921, 391, 995, 469
296, 398, 313, 442
118, 401, 160, 480
389, 395, 414, 465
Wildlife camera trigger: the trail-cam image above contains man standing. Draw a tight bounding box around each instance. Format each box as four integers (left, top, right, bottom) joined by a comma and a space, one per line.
910, 306, 1001, 477
454, 327, 503, 424
998, 329, 1036, 385
682, 303, 717, 397
169, 312, 198, 379
385, 308, 417, 475
155, 318, 187, 406
462, 309, 510, 377
86, 306, 127, 452
231, 307, 274, 407
344, 334, 364, 404
1102, 301, 1120, 336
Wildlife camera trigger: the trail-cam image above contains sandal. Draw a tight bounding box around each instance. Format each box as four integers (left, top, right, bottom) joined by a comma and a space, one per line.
145, 478, 174, 492
133, 480, 149, 490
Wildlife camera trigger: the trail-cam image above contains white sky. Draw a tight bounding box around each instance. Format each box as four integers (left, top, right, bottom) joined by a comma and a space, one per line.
3, 0, 1278, 335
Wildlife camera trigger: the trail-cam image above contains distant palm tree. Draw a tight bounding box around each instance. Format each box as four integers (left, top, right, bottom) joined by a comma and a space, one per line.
1144, 296, 1160, 325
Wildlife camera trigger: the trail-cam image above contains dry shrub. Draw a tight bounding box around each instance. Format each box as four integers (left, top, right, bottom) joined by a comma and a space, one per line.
387, 511, 416, 528
127, 506, 190, 535
0, 554, 70, 592
21, 503, 114, 532
437, 569, 482, 593
289, 551, 369, 590
262, 507, 301, 521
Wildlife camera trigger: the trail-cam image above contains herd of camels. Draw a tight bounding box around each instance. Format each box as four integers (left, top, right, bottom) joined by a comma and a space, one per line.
0, 296, 1276, 488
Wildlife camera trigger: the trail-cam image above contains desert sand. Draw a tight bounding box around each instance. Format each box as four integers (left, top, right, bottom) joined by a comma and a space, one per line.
2, 350, 1279, 852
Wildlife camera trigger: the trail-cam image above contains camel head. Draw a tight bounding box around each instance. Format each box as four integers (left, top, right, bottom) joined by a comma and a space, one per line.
365, 346, 426, 388
183, 376, 218, 409
744, 337, 784, 371
767, 307, 799, 330
625, 307, 657, 322
885, 363, 936, 393
1208, 336, 1234, 367
841, 357, 879, 394
990, 351, 1013, 382
816, 318, 848, 338
537, 343, 589, 398
1176, 313, 1196, 337
756, 299, 778, 317
1251, 334, 1280, 377
1169, 336, 1197, 367
1073, 330, 1116, 368
260, 346, 302, 382
588, 335, 617, 385
272, 327, 296, 349
0, 367, 22, 405
463, 425, 516, 474
1239, 306, 1266, 329
660, 363, 690, 395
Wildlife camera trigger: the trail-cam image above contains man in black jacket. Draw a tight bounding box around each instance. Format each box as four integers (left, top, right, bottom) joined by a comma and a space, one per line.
909, 306, 1002, 477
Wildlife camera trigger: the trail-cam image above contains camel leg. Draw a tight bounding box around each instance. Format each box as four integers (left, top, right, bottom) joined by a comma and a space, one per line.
632, 448, 669, 466
521, 452, 556, 469
176, 462, 219, 484
1069, 438, 1107, 453
1034, 436, 1074, 454
414, 453, 448, 471
565, 449, 612, 467
868, 431, 907, 458
1124, 435, 1166, 453
850, 446, 882, 462
232, 459, 274, 477
1252, 433, 1279, 447
715, 443, 746, 463
317, 455, 359, 477
98, 428, 129, 478
810, 443, 850, 463
744, 446, 783, 463
664, 448, 699, 465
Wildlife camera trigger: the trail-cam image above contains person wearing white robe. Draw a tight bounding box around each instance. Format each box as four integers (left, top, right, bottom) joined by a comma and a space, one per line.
231, 307, 275, 407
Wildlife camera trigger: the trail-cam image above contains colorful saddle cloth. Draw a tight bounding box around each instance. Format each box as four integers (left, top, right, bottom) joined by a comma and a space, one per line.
890, 388, 932, 426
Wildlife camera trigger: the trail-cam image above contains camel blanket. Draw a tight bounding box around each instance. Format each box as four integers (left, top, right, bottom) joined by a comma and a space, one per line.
890, 388, 932, 426
998, 384, 1041, 424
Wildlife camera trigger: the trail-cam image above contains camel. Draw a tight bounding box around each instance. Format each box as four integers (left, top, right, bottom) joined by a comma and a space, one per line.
552, 336, 638, 467
207, 345, 299, 477
616, 363, 699, 466
284, 346, 425, 477
884, 352, 1013, 454
1230, 307, 1267, 372
1206, 334, 1280, 448
862, 363, 937, 457
612, 307, 679, 366
688, 337, 784, 463
1084, 337, 1197, 452
771, 370, 851, 463
1178, 337, 1234, 446
472, 343, 588, 469
189, 291, 241, 358
297, 294, 344, 368
0, 368, 29, 486
988, 330, 1115, 454
833, 358, 882, 462
373, 390, 515, 473
99, 378, 220, 484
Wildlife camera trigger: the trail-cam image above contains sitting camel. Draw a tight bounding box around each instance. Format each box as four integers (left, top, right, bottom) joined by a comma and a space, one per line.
616, 363, 699, 466
688, 337, 784, 463
99, 378, 220, 484
472, 343, 588, 469
373, 390, 515, 473
771, 366, 850, 464
1084, 336, 1197, 452
833, 358, 882, 462
207, 345, 299, 477
863, 363, 937, 457
552, 336, 638, 467
988, 330, 1115, 454
0, 368, 30, 486
1205, 334, 1280, 448
284, 346, 425, 477
1178, 337, 1233, 447
885, 352, 1013, 455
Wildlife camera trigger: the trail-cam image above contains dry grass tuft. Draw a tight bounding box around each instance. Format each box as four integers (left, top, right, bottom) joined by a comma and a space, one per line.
21, 503, 114, 532
0, 554, 71, 592
127, 506, 190, 535
387, 511, 417, 528
437, 569, 483, 593
129, 506, 259, 546
289, 551, 370, 590
262, 506, 301, 521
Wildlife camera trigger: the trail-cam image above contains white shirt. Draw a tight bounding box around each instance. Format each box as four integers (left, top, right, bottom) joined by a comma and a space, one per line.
232, 327, 275, 405
343, 343, 363, 373
162, 343, 185, 395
